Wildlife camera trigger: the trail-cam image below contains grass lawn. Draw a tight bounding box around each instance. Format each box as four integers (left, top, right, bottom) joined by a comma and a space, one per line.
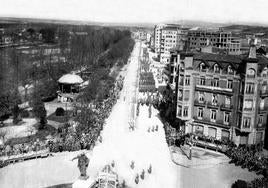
47, 111, 73, 123
6, 124, 57, 146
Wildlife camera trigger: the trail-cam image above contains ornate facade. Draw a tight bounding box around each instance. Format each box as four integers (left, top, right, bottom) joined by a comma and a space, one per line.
168, 46, 268, 145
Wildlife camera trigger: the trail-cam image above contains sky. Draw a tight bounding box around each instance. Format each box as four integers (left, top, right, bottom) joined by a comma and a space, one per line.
1, 0, 268, 24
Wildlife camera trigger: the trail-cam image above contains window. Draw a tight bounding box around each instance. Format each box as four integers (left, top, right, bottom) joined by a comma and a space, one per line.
243, 117, 251, 128
262, 67, 267, 77
244, 99, 253, 110
237, 114, 242, 127
262, 82, 267, 94
198, 92, 205, 103
260, 99, 265, 110
222, 130, 230, 141
210, 110, 217, 122
184, 90, 190, 101
227, 80, 233, 89
185, 75, 190, 85
258, 115, 263, 127
179, 75, 184, 85
180, 62, 185, 71
224, 112, 230, 124
200, 63, 206, 72
225, 96, 231, 107
247, 68, 256, 78
245, 83, 254, 94
198, 108, 203, 118
200, 77, 205, 85
195, 125, 204, 135
178, 89, 183, 100
177, 105, 182, 116
211, 78, 219, 87
183, 106, 188, 117
214, 64, 220, 73
212, 94, 218, 105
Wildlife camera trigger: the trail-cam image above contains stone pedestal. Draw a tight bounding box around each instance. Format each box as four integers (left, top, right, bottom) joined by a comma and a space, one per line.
72, 177, 96, 188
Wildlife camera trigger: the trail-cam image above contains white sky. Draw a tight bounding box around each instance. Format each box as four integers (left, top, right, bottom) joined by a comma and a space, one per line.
1, 0, 268, 24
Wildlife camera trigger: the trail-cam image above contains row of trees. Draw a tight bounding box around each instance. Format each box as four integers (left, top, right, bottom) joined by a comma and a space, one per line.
0, 25, 133, 127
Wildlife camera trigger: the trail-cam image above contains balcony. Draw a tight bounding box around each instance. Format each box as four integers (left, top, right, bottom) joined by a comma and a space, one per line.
195, 85, 233, 95
194, 100, 206, 107
207, 102, 220, 109
220, 104, 233, 111
260, 90, 268, 98
193, 116, 230, 129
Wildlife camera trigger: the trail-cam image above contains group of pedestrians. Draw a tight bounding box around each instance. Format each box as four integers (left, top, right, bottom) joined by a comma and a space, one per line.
147, 125, 158, 133
129, 160, 152, 185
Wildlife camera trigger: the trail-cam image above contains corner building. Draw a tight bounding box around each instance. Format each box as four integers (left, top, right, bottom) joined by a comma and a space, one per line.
168, 46, 268, 146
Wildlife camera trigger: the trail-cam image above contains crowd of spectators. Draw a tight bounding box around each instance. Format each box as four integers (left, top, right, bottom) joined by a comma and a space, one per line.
0, 139, 49, 158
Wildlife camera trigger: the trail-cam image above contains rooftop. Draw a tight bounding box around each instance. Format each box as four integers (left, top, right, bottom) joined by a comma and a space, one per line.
193, 53, 242, 64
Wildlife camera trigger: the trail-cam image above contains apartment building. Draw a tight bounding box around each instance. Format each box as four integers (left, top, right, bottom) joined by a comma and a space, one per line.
160, 26, 188, 64
188, 29, 241, 55
154, 24, 166, 54
167, 45, 268, 146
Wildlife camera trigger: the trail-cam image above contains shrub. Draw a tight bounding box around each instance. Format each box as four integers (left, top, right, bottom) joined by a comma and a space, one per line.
0, 160, 7, 168
55, 107, 65, 116
232, 180, 248, 188
20, 110, 30, 118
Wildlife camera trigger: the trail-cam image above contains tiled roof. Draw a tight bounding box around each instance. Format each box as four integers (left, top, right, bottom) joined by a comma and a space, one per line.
193, 53, 242, 64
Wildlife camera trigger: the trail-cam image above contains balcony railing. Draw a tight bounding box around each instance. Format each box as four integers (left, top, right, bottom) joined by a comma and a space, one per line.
247, 74, 255, 79
194, 100, 206, 107
195, 85, 233, 95
220, 104, 233, 111
193, 116, 230, 129
207, 102, 220, 109
260, 90, 268, 98
243, 107, 253, 111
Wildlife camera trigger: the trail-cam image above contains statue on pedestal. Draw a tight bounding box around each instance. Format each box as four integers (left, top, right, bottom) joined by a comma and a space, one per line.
72, 153, 89, 180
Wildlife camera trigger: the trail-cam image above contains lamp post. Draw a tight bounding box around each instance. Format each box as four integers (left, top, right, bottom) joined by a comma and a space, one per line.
189, 135, 193, 160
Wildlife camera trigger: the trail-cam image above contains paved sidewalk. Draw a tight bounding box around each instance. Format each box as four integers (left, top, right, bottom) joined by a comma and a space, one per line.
170, 145, 230, 169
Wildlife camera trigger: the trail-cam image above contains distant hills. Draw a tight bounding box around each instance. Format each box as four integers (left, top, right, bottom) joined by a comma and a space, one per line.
1, 16, 268, 34
0, 16, 97, 25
